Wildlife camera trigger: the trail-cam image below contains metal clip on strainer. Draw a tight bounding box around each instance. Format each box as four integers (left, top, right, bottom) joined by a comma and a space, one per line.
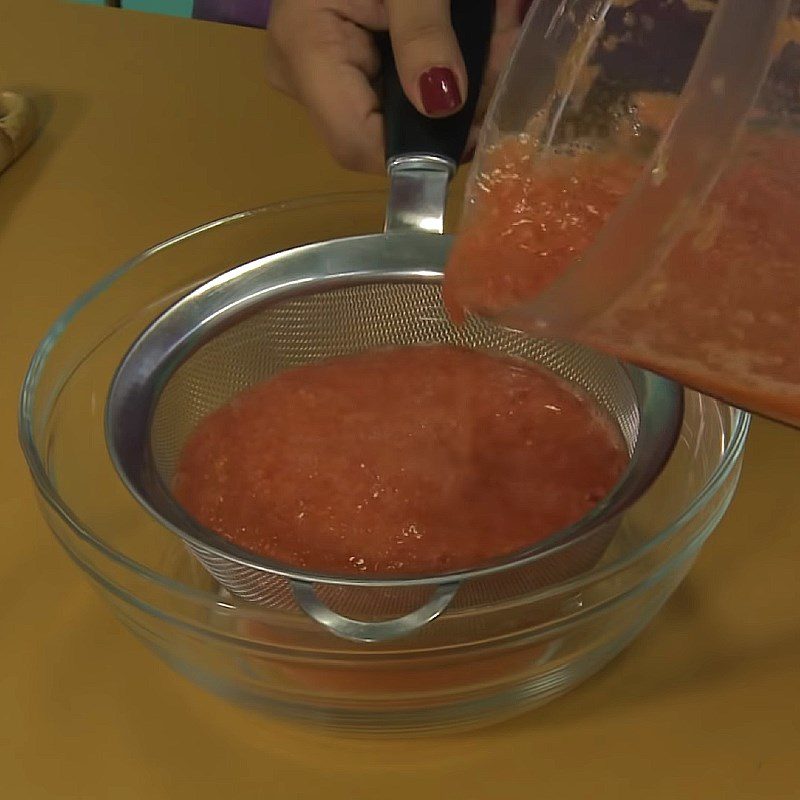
106, 1, 684, 643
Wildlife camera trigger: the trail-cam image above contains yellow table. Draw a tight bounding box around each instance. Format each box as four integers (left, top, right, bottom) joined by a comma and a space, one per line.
2, 2, 799, 797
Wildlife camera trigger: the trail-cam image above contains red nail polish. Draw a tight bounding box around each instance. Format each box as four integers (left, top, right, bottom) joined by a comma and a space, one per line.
419, 67, 462, 115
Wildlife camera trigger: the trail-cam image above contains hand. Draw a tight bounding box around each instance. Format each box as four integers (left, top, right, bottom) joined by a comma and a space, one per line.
265, 0, 523, 173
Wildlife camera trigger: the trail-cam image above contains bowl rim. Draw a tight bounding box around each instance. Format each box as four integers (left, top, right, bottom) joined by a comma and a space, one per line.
18, 193, 751, 616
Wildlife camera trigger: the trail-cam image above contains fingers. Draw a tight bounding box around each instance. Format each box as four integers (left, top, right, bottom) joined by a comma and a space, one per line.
298, 59, 386, 173
455, 0, 523, 167
462, 125, 480, 164
474, 0, 523, 126
385, 0, 467, 117
266, 0, 387, 173
267, 0, 388, 92
264, 0, 520, 172
264, 32, 293, 97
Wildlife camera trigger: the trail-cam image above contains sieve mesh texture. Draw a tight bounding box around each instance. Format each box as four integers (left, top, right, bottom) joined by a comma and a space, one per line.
146, 281, 640, 619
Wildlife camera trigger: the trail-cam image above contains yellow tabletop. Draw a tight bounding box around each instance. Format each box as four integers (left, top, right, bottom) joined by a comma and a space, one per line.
2, 1, 800, 797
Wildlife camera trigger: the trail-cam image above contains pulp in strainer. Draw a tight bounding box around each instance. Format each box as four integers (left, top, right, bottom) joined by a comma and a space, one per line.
171, 343, 629, 576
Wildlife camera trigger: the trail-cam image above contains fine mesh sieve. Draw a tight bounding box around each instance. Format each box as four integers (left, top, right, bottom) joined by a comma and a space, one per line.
105, 3, 683, 642
106, 242, 683, 642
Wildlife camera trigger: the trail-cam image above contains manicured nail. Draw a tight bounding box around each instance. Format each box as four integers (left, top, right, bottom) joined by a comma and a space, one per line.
419, 67, 462, 115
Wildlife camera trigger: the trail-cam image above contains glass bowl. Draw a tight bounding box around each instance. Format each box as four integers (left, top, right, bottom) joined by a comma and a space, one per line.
19, 194, 749, 735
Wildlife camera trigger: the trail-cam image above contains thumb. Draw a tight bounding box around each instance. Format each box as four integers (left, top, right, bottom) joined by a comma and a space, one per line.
386, 0, 467, 118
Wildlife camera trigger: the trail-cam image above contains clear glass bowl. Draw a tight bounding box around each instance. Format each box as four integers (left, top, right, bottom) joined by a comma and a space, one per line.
19, 194, 749, 735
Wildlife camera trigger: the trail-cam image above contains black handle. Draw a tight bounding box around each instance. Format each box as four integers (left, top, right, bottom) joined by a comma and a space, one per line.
376, 0, 495, 166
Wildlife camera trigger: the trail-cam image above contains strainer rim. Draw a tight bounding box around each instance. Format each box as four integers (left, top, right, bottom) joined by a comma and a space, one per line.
105, 259, 684, 590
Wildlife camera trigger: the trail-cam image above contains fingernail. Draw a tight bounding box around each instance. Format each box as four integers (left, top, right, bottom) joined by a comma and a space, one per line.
419, 67, 462, 115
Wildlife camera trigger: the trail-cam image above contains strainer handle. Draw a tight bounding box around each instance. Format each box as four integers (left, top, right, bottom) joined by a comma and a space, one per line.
376, 0, 495, 167
289, 580, 461, 643
378, 1, 495, 234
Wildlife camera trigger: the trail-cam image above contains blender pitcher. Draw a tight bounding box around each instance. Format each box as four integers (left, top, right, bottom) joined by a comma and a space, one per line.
447, 0, 800, 427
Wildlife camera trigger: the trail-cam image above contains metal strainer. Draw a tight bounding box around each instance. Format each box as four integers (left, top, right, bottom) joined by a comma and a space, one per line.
106, 246, 682, 643
105, 5, 683, 643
